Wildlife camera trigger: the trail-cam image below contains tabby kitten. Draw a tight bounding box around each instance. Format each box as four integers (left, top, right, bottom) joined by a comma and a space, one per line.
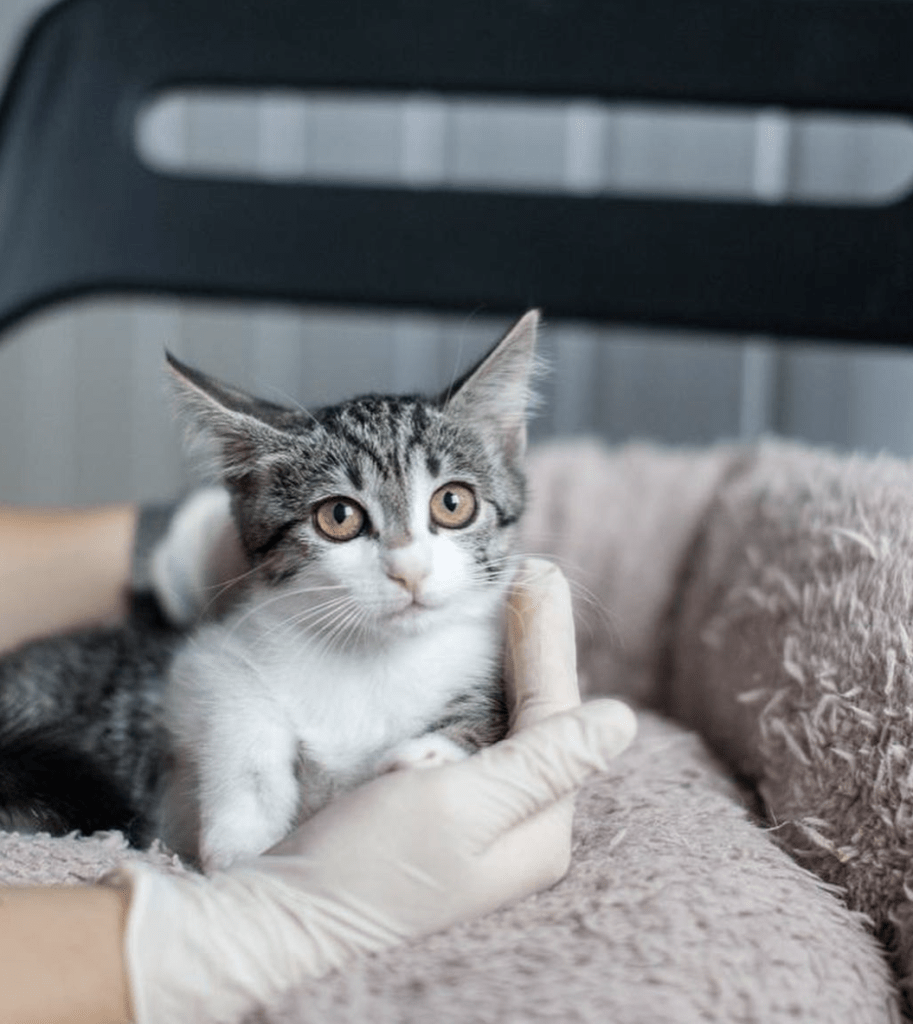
0, 311, 538, 870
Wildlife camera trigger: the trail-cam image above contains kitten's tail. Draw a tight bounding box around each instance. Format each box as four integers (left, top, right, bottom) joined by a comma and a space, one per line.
0, 726, 142, 841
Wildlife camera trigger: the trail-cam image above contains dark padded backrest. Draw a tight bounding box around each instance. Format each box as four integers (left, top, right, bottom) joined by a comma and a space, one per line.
1, 0, 913, 341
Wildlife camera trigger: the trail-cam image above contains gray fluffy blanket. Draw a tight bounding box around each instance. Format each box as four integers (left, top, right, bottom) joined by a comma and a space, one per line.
2, 437, 910, 1023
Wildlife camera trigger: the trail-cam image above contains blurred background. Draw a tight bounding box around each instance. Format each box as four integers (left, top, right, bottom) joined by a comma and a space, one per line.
2, 0, 913, 507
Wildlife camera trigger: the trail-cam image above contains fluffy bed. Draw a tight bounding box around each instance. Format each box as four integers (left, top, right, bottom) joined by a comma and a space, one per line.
2, 436, 911, 1023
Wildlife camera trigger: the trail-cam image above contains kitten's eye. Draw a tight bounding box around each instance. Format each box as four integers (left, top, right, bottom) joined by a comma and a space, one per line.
430, 483, 477, 529
314, 498, 366, 541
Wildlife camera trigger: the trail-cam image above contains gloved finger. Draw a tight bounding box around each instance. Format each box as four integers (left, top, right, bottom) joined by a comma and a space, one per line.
455, 698, 636, 854
475, 798, 575, 897
504, 558, 581, 732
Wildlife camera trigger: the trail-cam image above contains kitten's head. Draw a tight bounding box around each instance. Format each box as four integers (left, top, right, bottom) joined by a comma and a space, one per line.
167, 311, 539, 643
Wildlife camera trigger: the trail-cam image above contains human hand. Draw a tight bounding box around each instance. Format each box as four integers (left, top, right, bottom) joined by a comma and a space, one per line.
149, 487, 247, 626
0, 504, 137, 653
112, 559, 637, 1024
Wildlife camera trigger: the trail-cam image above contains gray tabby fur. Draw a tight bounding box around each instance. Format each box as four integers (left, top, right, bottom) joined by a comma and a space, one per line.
0, 312, 539, 868
0, 598, 178, 842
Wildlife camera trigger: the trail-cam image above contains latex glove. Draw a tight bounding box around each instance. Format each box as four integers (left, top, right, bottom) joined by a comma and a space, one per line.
149, 487, 247, 627
111, 559, 637, 1024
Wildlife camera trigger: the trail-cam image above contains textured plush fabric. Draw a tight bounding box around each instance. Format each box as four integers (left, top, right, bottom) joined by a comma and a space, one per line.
523, 437, 913, 1014
665, 441, 913, 992
1, 437, 909, 1021
0, 828, 180, 884
521, 439, 737, 706
1, 715, 897, 1022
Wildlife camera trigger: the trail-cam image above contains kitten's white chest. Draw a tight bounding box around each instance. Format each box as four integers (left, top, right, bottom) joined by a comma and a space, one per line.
258, 614, 500, 774
163, 609, 501, 868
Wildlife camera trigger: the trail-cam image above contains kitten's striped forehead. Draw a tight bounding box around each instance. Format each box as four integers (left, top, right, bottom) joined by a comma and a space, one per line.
316, 395, 442, 486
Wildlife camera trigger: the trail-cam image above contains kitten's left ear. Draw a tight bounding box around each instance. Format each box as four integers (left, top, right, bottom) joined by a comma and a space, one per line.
443, 309, 539, 460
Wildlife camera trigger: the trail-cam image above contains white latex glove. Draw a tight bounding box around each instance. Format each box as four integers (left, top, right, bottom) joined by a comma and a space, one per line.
149, 487, 247, 627
110, 559, 637, 1024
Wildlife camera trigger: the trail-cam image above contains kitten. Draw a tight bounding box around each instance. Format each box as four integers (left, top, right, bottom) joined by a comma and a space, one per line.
0, 311, 538, 869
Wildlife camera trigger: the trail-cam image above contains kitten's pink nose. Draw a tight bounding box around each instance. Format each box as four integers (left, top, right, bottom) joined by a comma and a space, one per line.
387, 569, 426, 595
383, 544, 430, 595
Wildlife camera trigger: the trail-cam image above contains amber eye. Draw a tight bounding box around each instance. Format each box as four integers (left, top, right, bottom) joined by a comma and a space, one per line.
430, 483, 477, 529
314, 498, 366, 542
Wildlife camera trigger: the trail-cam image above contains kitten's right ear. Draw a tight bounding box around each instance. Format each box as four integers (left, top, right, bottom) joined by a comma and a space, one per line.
165, 352, 287, 484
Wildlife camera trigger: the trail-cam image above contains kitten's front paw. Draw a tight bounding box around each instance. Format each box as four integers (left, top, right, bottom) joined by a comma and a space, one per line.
200, 801, 293, 872
377, 733, 469, 774
200, 820, 275, 873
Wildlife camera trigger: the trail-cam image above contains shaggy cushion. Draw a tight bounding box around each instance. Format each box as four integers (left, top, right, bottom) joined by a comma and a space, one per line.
5, 713, 885, 1024
0, 829, 180, 885
524, 437, 913, 1014
665, 441, 913, 990
521, 439, 735, 707
1, 437, 907, 1021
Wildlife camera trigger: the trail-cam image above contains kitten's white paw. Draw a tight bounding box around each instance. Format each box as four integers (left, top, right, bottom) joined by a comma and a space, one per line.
200, 810, 287, 872
199, 772, 298, 872
377, 733, 469, 774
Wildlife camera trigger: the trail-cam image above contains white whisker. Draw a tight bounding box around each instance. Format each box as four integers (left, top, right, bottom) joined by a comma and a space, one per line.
198, 559, 261, 617
257, 595, 356, 645
305, 602, 370, 660
223, 576, 348, 638
471, 551, 621, 646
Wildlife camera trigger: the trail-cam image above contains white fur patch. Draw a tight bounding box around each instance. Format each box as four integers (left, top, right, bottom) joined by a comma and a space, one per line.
161, 555, 506, 867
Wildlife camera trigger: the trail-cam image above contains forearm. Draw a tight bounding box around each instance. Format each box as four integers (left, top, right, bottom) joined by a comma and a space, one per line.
0, 505, 137, 653
0, 885, 132, 1024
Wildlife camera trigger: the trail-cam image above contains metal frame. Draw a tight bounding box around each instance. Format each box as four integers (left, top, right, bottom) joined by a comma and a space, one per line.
0, 0, 911, 341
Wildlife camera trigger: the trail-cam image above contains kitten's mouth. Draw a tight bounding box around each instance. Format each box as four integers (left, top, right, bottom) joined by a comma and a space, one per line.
388, 600, 425, 618
383, 596, 435, 624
